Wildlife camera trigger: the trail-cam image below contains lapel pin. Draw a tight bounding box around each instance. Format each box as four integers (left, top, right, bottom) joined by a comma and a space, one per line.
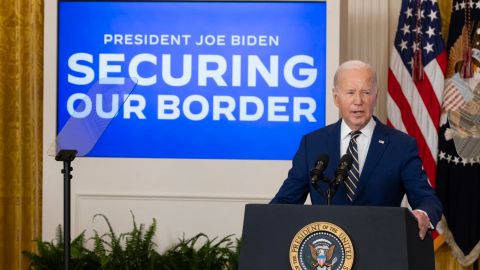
379, 140, 384, 144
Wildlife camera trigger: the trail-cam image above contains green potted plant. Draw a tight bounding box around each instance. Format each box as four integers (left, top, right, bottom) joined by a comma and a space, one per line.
24, 213, 240, 270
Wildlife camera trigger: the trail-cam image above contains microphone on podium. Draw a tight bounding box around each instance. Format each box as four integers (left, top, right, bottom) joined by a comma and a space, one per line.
310, 154, 329, 184
332, 154, 354, 187
310, 153, 353, 205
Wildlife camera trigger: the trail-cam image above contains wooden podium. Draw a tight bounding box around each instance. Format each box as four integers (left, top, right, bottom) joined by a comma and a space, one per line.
238, 204, 435, 270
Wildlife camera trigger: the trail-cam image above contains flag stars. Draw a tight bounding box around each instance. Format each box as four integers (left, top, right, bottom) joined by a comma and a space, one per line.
416, 9, 425, 19
476, 0, 480, 8
401, 24, 411, 35
413, 25, 421, 34
428, 10, 438, 21
399, 40, 408, 51
454, 2, 460, 10
405, 7, 413, 18
439, 151, 446, 160
426, 26, 436, 37
396, 2, 443, 69
408, 58, 415, 70
412, 41, 420, 52
424, 42, 434, 54
438, 151, 480, 166
453, 156, 460, 165
460, 1, 466, 9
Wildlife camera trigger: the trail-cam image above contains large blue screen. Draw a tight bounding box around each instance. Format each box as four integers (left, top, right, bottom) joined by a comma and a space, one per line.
57, 1, 327, 160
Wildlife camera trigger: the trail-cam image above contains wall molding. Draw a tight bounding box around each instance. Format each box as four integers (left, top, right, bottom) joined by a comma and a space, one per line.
75, 192, 272, 203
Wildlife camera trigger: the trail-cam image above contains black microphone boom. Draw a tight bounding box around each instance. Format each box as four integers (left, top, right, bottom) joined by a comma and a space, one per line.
333, 154, 354, 185
310, 154, 329, 184
326, 154, 354, 205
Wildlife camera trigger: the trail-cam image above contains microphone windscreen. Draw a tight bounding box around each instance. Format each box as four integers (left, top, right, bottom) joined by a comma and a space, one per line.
316, 154, 329, 168
339, 153, 353, 165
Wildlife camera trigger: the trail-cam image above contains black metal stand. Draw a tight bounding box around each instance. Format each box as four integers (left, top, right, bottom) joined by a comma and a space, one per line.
327, 178, 342, 205
311, 176, 342, 206
55, 150, 77, 270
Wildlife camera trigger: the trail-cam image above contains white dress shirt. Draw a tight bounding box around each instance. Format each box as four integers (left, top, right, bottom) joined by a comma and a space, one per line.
340, 117, 376, 175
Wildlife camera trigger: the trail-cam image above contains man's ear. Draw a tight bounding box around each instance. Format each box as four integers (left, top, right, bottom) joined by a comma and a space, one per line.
332, 89, 339, 107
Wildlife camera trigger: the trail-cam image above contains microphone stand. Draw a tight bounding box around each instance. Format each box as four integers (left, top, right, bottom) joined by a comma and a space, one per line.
312, 155, 352, 206
55, 149, 77, 270
311, 177, 342, 206
311, 177, 326, 201
327, 179, 342, 206
312, 176, 337, 206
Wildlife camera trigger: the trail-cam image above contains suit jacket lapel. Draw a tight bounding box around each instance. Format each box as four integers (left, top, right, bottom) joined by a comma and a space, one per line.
327, 120, 341, 176
353, 119, 389, 202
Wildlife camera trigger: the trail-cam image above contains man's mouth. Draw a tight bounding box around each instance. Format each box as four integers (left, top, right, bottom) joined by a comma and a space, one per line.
352, 110, 364, 116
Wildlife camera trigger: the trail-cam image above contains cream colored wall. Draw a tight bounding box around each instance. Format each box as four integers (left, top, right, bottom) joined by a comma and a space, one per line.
42, 0, 345, 250
347, 0, 401, 122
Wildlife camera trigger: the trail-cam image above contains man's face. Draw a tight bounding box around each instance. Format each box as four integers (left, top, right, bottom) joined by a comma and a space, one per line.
333, 67, 377, 131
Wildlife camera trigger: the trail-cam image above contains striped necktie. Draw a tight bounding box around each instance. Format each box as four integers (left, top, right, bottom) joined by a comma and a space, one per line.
345, 131, 361, 202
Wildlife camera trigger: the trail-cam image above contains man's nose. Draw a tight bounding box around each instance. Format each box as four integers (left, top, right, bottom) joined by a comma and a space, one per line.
353, 92, 363, 104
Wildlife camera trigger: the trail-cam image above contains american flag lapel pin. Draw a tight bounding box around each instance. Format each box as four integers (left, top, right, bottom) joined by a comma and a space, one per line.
379, 140, 384, 144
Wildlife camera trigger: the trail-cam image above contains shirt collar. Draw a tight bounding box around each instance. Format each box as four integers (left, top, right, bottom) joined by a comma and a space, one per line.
341, 117, 376, 140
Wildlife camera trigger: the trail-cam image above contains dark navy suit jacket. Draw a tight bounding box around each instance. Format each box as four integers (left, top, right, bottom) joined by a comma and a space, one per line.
271, 118, 443, 226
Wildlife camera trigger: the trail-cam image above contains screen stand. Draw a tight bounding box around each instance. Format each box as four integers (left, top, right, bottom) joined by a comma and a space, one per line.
55, 149, 77, 270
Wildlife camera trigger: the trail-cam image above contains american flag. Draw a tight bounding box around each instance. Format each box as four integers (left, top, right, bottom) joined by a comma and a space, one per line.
387, 0, 447, 188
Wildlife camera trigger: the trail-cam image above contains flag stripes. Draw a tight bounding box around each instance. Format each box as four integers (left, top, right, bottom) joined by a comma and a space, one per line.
387, 0, 447, 188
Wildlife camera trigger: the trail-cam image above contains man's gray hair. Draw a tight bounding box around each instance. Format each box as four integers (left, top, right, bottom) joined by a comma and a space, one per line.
333, 60, 378, 90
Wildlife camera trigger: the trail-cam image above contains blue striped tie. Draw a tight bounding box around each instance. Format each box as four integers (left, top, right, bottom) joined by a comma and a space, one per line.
345, 131, 361, 202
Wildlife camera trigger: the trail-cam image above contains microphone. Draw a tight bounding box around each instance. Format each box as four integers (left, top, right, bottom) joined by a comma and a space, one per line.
333, 154, 354, 186
310, 154, 329, 184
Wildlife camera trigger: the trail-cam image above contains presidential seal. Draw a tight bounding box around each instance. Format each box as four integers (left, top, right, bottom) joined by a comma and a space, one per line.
290, 222, 354, 270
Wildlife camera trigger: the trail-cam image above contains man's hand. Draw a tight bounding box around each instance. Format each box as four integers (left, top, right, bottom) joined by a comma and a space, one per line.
412, 210, 431, 240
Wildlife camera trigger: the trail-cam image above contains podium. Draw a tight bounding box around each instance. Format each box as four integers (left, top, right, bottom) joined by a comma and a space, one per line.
238, 204, 435, 270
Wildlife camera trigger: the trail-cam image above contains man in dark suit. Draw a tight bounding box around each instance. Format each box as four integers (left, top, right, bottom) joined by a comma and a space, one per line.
271, 60, 442, 239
